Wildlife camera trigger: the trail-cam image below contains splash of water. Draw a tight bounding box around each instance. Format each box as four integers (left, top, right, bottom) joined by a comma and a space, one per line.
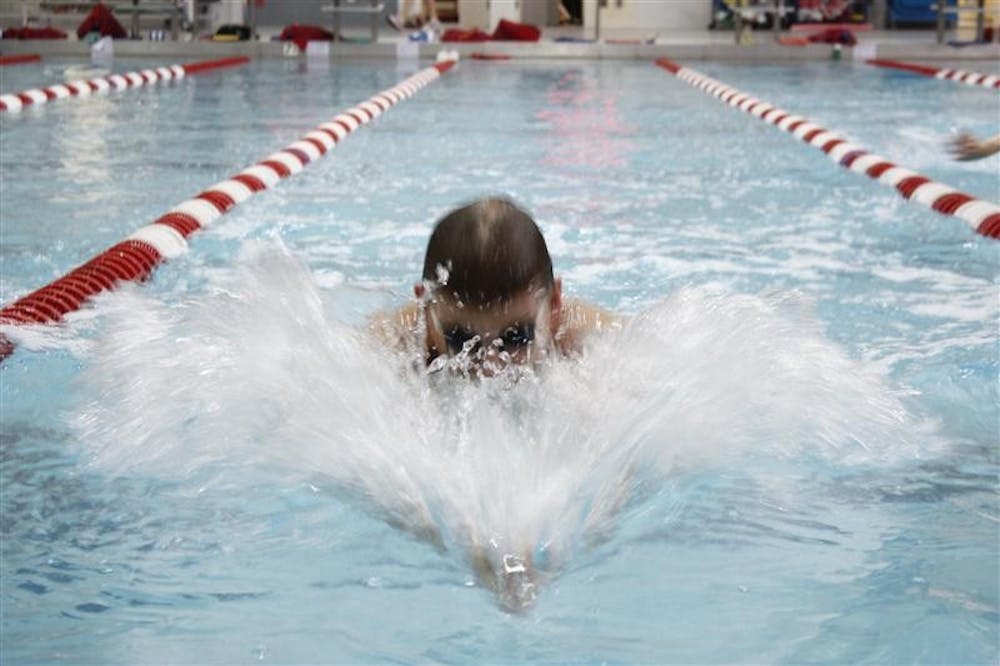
71, 240, 929, 611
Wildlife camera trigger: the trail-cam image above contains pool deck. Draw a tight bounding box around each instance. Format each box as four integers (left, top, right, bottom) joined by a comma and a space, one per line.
0, 25, 997, 63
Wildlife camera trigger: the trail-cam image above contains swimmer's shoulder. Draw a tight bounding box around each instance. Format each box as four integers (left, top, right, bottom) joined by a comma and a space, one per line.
556, 298, 622, 354
369, 301, 421, 350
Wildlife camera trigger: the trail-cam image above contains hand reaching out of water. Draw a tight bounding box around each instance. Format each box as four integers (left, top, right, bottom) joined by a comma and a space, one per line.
948, 132, 1000, 161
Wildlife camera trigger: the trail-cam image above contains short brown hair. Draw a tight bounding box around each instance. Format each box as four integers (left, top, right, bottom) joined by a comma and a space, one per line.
422, 197, 554, 306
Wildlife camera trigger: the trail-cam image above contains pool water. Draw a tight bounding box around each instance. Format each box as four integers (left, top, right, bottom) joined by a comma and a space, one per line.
1, 56, 997, 663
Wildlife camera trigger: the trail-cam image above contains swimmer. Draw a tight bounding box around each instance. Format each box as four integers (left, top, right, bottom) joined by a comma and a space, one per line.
371, 197, 618, 374
371, 197, 618, 610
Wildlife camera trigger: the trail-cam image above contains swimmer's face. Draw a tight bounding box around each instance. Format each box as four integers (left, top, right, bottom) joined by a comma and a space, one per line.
418, 281, 562, 373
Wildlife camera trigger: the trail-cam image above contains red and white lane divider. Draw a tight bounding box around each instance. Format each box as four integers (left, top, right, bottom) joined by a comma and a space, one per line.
865, 58, 1000, 90
0, 58, 458, 361
655, 58, 1000, 240
0, 56, 249, 113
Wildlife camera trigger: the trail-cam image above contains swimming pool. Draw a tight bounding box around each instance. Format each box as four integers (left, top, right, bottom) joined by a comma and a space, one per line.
1, 56, 997, 663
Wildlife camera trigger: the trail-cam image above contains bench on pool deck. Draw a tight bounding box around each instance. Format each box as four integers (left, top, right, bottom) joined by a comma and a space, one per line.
321, 0, 385, 43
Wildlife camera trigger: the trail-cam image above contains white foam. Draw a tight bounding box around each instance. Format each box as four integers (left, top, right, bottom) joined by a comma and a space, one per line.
71, 243, 932, 610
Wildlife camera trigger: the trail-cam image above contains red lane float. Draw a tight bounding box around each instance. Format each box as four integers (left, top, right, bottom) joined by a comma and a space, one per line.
0, 59, 458, 361
0, 54, 42, 66
0, 56, 249, 113
866, 58, 1000, 89
654, 58, 1000, 240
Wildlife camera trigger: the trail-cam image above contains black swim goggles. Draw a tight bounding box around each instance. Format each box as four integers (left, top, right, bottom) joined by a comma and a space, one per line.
441, 321, 536, 355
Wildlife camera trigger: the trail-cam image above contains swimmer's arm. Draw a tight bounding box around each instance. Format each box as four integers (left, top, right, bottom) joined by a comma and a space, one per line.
949, 132, 1000, 161
369, 302, 421, 351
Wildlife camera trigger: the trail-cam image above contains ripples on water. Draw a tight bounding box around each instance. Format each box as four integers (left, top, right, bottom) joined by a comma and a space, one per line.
61, 240, 934, 612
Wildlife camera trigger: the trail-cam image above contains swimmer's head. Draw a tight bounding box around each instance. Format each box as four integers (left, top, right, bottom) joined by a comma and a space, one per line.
416, 197, 562, 371
421, 197, 554, 304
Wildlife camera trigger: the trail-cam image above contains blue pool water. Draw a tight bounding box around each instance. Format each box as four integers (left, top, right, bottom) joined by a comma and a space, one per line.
1, 56, 998, 663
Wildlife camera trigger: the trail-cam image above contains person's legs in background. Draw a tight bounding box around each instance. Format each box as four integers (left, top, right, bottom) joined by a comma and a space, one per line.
388, 0, 438, 30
